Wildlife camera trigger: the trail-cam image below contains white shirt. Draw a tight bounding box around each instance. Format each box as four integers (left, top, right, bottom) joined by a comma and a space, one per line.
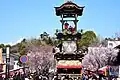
25, 78, 29, 80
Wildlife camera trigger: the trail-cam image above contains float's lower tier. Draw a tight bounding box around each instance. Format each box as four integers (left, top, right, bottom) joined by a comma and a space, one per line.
54, 52, 84, 60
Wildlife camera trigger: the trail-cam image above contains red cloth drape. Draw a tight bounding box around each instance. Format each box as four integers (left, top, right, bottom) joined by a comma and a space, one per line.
64, 25, 68, 29
71, 27, 75, 33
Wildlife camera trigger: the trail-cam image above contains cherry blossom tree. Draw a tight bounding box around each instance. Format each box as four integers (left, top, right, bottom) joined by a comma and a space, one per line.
26, 44, 54, 75
82, 46, 120, 71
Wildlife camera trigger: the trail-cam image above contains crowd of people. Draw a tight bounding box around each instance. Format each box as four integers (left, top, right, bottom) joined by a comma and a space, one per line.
0, 68, 118, 80
81, 68, 118, 80
0, 69, 30, 80
0, 71, 54, 80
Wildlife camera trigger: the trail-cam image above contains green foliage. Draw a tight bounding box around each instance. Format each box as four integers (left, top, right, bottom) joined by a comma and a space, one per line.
17, 41, 27, 66
17, 56, 22, 66
0, 44, 5, 48
53, 40, 60, 46
5, 44, 11, 48
78, 30, 97, 48
18, 42, 26, 56
11, 30, 97, 55
46, 37, 53, 45
40, 32, 56, 46
40, 32, 49, 40
29, 39, 42, 46
0, 44, 11, 49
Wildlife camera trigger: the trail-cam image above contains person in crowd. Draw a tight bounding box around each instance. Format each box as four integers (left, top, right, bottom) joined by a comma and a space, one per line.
16, 72, 21, 80
69, 26, 75, 33
0, 74, 3, 80
69, 26, 72, 32
21, 73, 25, 80
13, 72, 17, 80
82, 73, 88, 80
57, 43, 62, 52
92, 73, 98, 80
82, 69, 89, 80
63, 23, 69, 35
2, 74, 5, 80
61, 76, 65, 80
71, 27, 75, 33
52, 47, 56, 53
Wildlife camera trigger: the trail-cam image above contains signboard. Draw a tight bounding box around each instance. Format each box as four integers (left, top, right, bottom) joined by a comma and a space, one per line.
57, 60, 82, 68
20, 55, 28, 63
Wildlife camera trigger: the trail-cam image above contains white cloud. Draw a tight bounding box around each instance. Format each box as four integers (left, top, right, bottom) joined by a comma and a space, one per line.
36, 36, 40, 39
16, 38, 24, 44
5, 38, 24, 46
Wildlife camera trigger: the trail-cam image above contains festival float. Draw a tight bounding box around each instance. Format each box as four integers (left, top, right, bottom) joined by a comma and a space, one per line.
53, 1, 85, 79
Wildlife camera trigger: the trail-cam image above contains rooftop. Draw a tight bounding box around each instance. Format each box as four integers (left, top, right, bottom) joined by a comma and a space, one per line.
55, 1, 84, 17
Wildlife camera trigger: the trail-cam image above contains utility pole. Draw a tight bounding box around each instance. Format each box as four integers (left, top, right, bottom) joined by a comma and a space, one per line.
5, 47, 10, 80
119, 66, 120, 78
23, 63, 25, 80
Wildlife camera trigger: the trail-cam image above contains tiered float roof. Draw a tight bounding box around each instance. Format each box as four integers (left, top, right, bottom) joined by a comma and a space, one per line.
55, 1, 84, 17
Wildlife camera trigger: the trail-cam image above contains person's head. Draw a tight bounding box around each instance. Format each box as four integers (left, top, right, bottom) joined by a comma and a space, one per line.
15, 72, 17, 74
65, 23, 69, 26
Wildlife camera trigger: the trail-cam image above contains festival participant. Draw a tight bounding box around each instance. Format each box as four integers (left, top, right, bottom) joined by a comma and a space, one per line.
69, 26, 75, 33
82, 74, 88, 80
82, 70, 89, 80
0, 74, 3, 80
92, 73, 98, 80
71, 27, 75, 33
69, 26, 72, 32
64, 23, 69, 29
52, 47, 56, 53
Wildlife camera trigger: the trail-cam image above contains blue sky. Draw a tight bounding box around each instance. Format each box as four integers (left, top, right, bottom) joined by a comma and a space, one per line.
0, 0, 120, 44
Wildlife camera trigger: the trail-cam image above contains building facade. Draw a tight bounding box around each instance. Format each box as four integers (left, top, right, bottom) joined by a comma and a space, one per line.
107, 40, 120, 48
0, 48, 19, 73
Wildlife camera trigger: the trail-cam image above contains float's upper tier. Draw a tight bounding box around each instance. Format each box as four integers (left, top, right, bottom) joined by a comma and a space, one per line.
55, 1, 84, 17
